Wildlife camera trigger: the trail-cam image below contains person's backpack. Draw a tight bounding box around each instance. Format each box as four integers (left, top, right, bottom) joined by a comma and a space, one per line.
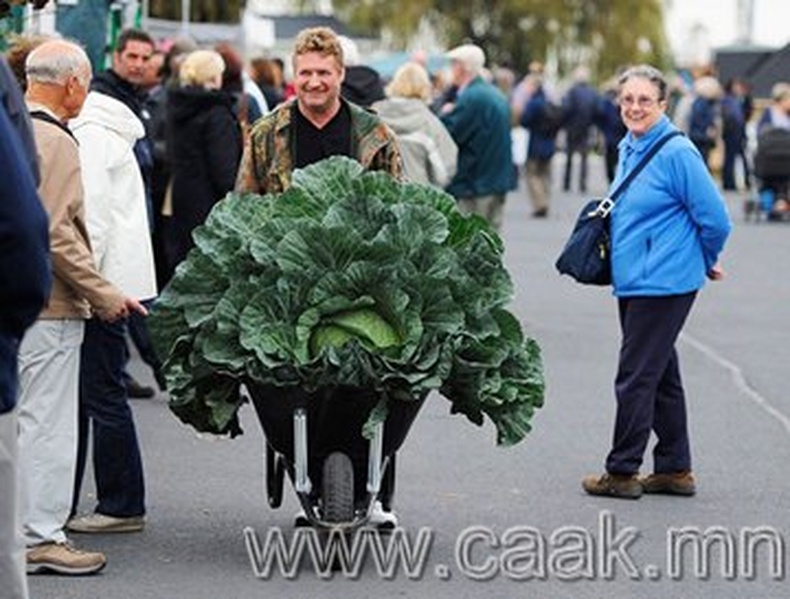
537, 102, 565, 136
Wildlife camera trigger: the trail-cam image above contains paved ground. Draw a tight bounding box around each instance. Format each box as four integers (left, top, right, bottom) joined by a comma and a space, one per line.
30, 154, 790, 599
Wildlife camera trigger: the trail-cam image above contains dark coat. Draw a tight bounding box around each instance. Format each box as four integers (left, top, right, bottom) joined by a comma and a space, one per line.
341, 65, 385, 107
521, 87, 558, 161
166, 86, 243, 267
0, 58, 39, 183
721, 93, 746, 147
440, 76, 516, 198
688, 97, 718, 152
562, 82, 599, 145
594, 91, 627, 150
0, 104, 51, 413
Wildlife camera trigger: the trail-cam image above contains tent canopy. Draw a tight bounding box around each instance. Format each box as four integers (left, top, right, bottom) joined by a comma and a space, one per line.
368, 51, 448, 80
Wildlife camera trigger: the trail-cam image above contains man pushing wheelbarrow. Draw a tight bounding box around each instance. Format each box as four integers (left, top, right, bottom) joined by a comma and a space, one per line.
149, 27, 545, 531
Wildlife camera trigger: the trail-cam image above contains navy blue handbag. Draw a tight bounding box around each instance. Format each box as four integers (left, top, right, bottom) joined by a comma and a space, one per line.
555, 131, 682, 285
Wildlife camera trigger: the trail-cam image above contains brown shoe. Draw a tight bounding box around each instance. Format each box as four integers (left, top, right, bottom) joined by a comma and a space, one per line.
27, 541, 106, 575
582, 473, 642, 499
640, 471, 696, 496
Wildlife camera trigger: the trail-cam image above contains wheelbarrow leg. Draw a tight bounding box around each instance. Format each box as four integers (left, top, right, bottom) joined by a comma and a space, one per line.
293, 408, 312, 495
379, 453, 396, 512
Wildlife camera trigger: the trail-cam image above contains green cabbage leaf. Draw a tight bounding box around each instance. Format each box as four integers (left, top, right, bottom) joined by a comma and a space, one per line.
150, 157, 545, 446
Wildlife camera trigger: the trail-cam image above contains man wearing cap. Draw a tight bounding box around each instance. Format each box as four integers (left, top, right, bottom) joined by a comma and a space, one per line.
440, 44, 515, 231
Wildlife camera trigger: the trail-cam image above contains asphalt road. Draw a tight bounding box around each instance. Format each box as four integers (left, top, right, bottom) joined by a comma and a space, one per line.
30, 154, 790, 599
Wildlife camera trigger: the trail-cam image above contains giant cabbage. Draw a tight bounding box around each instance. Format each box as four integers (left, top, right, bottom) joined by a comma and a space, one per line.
149, 157, 545, 446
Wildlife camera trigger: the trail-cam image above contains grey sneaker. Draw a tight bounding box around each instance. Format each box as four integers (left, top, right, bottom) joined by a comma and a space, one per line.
582, 473, 643, 499
27, 541, 106, 575
67, 513, 145, 533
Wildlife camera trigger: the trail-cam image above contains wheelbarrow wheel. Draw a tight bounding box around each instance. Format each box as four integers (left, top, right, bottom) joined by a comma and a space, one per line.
266, 444, 285, 508
322, 452, 354, 523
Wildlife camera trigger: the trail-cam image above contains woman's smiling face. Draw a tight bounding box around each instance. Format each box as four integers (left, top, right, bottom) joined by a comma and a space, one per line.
619, 76, 667, 138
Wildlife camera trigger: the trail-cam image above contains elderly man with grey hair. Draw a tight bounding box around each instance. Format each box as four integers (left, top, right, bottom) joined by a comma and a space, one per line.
439, 43, 515, 231
20, 38, 146, 576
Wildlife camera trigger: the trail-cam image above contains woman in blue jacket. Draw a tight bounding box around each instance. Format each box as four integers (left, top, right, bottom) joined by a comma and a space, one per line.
583, 65, 732, 500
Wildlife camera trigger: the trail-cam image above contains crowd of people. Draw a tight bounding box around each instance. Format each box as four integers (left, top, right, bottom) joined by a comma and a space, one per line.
3, 13, 788, 596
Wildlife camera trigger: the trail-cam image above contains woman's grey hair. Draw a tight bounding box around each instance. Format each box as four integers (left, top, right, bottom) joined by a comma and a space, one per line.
617, 64, 668, 101
26, 40, 91, 87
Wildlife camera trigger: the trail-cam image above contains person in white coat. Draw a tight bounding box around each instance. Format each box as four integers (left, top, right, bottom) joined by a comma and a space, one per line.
373, 62, 457, 187
66, 79, 158, 534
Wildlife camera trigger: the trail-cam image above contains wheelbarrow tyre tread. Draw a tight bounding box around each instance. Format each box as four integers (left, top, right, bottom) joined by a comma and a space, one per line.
322, 452, 355, 523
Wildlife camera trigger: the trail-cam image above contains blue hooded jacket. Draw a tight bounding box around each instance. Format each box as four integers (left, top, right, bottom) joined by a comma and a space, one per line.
610, 115, 732, 297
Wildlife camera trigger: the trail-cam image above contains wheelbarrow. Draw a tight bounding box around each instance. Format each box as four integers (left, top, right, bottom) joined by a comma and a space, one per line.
246, 383, 425, 530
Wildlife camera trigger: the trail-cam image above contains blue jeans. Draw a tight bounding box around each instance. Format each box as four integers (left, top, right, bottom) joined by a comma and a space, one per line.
73, 317, 145, 517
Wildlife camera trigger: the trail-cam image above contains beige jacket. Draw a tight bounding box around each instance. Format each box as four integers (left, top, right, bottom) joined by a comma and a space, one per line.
28, 103, 124, 320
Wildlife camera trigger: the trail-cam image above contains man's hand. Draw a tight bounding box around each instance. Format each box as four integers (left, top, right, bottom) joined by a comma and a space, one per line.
124, 297, 149, 316
96, 297, 149, 322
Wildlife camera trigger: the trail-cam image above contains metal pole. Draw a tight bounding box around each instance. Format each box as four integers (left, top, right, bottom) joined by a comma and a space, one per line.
181, 0, 189, 36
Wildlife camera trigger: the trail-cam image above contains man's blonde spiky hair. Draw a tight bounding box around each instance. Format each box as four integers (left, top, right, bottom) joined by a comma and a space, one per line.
292, 27, 344, 69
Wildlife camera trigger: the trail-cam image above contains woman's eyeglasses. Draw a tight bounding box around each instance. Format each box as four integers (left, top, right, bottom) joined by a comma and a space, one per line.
619, 95, 661, 108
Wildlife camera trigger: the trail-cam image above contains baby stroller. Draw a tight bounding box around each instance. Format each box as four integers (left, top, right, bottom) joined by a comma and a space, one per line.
247, 383, 425, 530
748, 127, 790, 221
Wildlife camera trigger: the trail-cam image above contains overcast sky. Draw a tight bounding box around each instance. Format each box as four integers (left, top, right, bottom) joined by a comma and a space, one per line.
666, 0, 790, 49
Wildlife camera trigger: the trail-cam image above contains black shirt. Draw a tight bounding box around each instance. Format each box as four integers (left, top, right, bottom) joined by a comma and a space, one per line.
294, 102, 352, 168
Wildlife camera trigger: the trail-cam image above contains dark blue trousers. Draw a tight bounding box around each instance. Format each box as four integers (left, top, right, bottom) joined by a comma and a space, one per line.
606, 292, 696, 476
73, 317, 145, 517
127, 303, 161, 374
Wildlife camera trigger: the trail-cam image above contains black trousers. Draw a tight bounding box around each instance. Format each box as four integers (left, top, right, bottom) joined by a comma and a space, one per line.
606, 292, 696, 475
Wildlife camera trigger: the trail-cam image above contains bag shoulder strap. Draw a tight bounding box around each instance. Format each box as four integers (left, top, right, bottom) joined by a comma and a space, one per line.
29, 110, 78, 143
610, 130, 682, 201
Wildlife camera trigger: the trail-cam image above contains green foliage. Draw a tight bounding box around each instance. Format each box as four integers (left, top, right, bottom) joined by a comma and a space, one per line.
150, 157, 545, 446
331, 0, 669, 80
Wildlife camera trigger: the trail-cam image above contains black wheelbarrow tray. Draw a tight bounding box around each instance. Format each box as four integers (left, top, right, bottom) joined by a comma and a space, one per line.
246, 382, 426, 531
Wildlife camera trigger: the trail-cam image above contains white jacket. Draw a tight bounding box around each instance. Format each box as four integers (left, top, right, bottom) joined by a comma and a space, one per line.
70, 91, 157, 301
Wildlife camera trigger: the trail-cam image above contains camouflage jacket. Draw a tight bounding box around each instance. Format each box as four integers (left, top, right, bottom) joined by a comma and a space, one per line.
234, 98, 402, 194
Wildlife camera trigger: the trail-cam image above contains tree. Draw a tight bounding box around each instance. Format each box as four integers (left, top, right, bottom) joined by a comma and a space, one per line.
330, 0, 669, 80
148, 0, 243, 22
